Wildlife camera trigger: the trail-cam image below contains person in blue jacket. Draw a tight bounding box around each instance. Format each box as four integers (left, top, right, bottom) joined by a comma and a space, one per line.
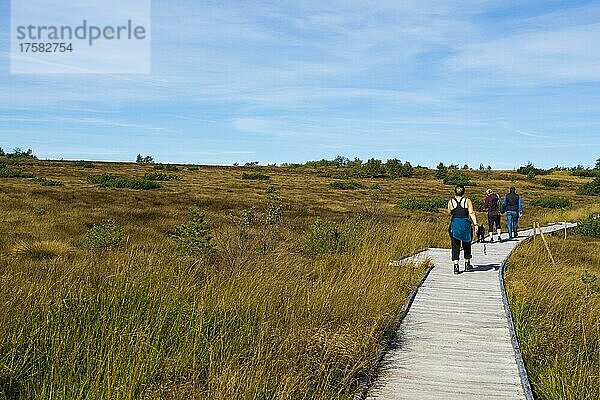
447, 185, 478, 275
503, 187, 523, 239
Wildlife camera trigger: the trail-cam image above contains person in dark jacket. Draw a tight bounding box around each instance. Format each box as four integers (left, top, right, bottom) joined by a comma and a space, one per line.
448, 185, 478, 275
484, 188, 502, 243
503, 187, 523, 239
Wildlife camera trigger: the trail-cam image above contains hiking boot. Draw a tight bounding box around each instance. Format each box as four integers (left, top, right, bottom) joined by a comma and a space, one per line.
465, 261, 473, 271
454, 263, 460, 275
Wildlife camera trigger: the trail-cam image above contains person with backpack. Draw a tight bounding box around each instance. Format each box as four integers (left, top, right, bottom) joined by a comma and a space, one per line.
448, 185, 478, 275
503, 187, 523, 239
484, 189, 503, 243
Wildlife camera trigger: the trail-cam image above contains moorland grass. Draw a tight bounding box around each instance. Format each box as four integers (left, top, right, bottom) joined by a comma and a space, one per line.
0, 157, 599, 399
505, 233, 600, 400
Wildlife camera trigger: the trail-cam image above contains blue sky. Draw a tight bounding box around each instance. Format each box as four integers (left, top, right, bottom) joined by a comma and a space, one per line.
1, 0, 599, 168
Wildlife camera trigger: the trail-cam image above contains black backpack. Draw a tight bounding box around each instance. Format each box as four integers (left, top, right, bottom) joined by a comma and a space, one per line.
497, 194, 505, 214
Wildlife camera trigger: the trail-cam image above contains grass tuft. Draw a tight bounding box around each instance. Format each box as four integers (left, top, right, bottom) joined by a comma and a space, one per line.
12, 240, 73, 259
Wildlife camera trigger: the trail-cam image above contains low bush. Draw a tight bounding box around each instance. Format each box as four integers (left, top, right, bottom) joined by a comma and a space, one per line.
171, 208, 215, 256
471, 197, 485, 212
303, 216, 365, 256
576, 214, 600, 238
34, 177, 64, 186
530, 196, 572, 209
188, 166, 200, 171
32, 208, 46, 216
242, 173, 270, 180
0, 168, 34, 178
85, 220, 124, 251
329, 180, 365, 190
74, 160, 95, 168
540, 178, 560, 188
443, 172, 476, 186
143, 173, 179, 181
577, 177, 600, 196
153, 164, 179, 171
87, 174, 160, 190
396, 197, 447, 213
517, 162, 550, 176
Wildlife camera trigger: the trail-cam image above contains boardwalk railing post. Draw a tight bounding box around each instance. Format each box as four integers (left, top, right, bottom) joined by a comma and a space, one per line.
537, 222, 556, 265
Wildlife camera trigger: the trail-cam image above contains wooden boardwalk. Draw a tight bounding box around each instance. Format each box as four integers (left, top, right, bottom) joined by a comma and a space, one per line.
365, 223, 576, 400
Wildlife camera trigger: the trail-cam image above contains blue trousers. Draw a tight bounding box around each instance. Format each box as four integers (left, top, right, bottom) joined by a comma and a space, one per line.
506, 211, 519, 237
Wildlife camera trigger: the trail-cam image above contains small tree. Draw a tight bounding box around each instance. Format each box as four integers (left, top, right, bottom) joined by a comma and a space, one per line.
172, 209, 215, 256
385, 158, 403, 179
595, 158, 600, 170
333, 155, 350, 167
0, 147, 4, 156
361, 158, 385, 178
462, 164, 469, 170
136, 154, 154, 164
435, 162, 448, 179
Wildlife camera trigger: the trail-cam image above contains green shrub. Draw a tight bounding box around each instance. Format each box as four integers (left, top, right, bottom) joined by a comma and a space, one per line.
87, 174, 160, 190
33, 208, 46, 216
443, 171, 475, 186
265, 188, 283, 225
143, 172, 179, 181
577, 177, 600, 196
74, 160, 95, 168
396, 197, 447, 212
540, 178, 560, 188
86, 220, 123, 251
471, 197, 485, 212
303, 216, 365, 256
188, 166, 200, 171
171, 209, 215, 256
576, 214, 600, 238
434, 163, 448, 179
0, 168, 34, 178
530, 196, 572, 209
153, 164, 179, 171
329, 181, 365, 190
34, 177, 64, 186
242, 173, 270, 180
517, 162, 549, 176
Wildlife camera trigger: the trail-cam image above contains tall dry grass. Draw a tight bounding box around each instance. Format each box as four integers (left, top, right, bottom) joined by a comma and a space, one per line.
505, 233, 600, 400
1, 157, 598, 399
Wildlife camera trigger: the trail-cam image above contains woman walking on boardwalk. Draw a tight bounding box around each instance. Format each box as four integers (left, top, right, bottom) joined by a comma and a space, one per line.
448, 185, 478, 275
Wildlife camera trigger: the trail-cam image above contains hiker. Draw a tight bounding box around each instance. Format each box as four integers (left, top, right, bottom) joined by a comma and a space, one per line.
503, 187, 523, 239
484, 188, 503, 243
448, 185, 478, 274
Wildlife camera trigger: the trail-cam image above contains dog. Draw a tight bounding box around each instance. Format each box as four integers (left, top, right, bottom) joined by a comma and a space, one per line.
475, 224, 486, 243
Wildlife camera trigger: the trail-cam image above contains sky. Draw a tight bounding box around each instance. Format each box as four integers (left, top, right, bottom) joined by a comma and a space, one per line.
1, 0, 599, 168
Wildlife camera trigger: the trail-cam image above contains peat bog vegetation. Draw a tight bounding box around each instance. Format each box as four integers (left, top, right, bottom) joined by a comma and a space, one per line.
0, 153, 599, 399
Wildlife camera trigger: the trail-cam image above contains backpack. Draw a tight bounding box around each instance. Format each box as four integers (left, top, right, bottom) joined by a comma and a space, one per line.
497, 194, 505, 214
